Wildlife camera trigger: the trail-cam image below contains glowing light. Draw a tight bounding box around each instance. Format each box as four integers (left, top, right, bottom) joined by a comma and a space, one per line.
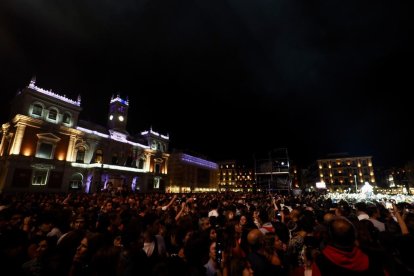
109, 115, 113, 120
28, 82, 81, 106
71, 162, 147, 173
118, 115, 124, 122
23, 148, 32, 156
110, 96, 129, 106
76, 127, 109, 138
76, 127, 149, 148
180, 154, 218, 169
131, 176, 138, 191
316, 181, 327, 189
140, 130, 169, 140
58, 153, 65, 160
85, 173, 93, 193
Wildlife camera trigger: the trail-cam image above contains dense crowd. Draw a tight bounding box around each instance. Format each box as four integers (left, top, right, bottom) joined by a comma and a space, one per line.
0, 190, 413, 276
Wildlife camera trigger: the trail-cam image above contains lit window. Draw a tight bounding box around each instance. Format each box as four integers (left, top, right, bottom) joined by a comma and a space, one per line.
95, 149, 103, 163
32, 104, 43, 116
69, 173, 83, 189
76, 147, 86, 163
32, 169, 49, 185
48, 109, 58, 120
63, 113, 71, 124
36, 143, 53, 159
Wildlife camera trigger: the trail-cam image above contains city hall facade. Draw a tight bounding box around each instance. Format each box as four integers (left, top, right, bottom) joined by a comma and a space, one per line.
0, 78, 169, 193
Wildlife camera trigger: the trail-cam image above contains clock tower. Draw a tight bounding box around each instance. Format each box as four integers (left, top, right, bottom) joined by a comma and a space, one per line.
107, 94, 129, 132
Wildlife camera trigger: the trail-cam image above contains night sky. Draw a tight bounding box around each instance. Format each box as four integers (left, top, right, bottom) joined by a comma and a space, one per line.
1, 0, 413, 168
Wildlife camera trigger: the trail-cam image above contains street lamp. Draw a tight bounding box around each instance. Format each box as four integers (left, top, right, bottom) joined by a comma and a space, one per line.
354, 174, 358, 193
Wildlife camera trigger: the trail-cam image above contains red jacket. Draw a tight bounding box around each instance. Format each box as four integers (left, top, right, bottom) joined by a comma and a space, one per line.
312, 245, 388, 276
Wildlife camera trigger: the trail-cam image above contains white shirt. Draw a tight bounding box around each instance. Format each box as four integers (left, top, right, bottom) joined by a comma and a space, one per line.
208, 209, 219, 217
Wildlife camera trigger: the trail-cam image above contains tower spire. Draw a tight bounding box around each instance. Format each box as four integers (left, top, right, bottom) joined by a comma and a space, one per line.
29, 75, 36, 87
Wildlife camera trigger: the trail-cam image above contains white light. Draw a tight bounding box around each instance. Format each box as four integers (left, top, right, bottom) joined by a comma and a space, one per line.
141, 130, 169, 140
28, 83, 80, 106
316, 181, 327, 189
71, 162, 147, 173
118, 115, 124, 122
76, 127, 149, 149
361, 182, 373, 194
109, 115, 113, 120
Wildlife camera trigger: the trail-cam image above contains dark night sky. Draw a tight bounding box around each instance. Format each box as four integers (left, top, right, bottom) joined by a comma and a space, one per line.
1, 0, 413, 168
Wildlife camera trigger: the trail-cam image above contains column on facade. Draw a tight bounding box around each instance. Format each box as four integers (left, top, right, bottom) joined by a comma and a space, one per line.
163, 156, 168, 174
66, 135, 77, 162
9, 123, 26, 155
145, 153, 152, 172
0, 124, 9, 156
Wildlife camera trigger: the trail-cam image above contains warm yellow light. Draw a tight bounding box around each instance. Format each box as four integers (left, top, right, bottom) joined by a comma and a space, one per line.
23, 148, 32, 156
58, 153, 65, 161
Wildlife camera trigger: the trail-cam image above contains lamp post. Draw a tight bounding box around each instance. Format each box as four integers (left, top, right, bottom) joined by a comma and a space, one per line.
354, 174, 358, 193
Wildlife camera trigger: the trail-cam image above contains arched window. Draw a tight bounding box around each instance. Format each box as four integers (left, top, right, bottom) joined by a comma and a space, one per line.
69, 173, 83, 189
76, 147, 86, 163
32, 103, 43, 116
48, 109, 58, 121
138, 158, 145, 169
95, 149, 103, 163
63, 113, 71, 124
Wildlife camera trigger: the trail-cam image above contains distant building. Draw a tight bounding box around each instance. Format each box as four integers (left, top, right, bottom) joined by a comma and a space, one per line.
317, 154, 375, 192
254, 148, 291, 192
218, 160, 254, 192
167, 152, 218, 193
0, 78, 169, 193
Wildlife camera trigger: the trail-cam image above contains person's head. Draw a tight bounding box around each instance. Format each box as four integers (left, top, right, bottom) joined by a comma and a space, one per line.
199, 217, 211, 231
247, 229, 264, 251
103, 201, 113, 213
209, 241, 216, 261
328, 217, 356, 251
239, 215, 247, 226
323, 213, 335, 225
74, 232, 105, 263
72, 215, 86, 230
209, 227, 217, 241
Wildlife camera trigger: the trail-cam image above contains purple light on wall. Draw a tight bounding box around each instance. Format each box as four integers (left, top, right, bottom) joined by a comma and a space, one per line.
102, 174, 109, 190
85, 173, 93, 193
180, 154, 218, 169
131, 176, 138, 191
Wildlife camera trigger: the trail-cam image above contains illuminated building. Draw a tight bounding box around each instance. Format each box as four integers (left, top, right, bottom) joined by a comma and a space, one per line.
317, 154, 375, 192
218, 160, 254, 192
167, 152, 218, 193
0, 77, 169, 192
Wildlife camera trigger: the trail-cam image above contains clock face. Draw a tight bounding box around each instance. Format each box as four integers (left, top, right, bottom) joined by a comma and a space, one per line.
109, 115, 113, 120
118, 115, 124, 122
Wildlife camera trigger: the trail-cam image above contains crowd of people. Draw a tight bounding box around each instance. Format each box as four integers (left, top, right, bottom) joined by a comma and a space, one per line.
0, 190, 413, 276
